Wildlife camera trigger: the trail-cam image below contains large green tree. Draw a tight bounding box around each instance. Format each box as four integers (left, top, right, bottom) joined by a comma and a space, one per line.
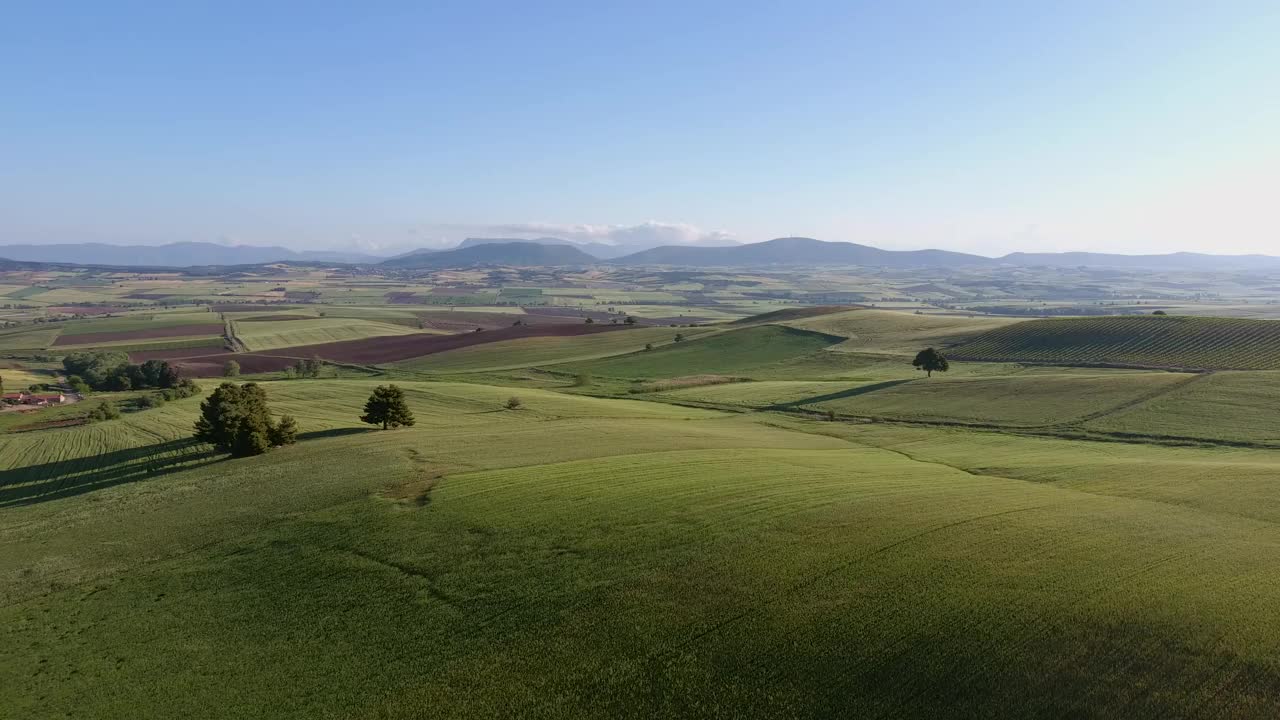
194, 382, 295, 457
361, 384, 416, 430
912, 347, 950, 378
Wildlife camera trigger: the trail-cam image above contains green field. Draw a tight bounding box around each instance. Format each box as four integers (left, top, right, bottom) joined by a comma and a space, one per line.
393, 327, 716, 373
560, 325, 843, 379
232, 317, 430, 351
782, 308, 1021, 354
5, 268, 1280, 717
953, 315, 1280, 370
1083, 370, 1280, 444
803, 371, 1196, 427
5, 377, 1280, 717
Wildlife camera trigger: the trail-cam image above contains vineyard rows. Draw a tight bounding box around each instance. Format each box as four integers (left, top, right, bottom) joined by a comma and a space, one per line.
951, 315, 1280, 370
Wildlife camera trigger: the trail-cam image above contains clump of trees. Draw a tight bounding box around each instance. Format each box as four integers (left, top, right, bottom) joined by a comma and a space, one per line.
193, 382, 298, 457
912, 347, 950, 378
360, 384, 416, 430
291, 356, 324, 379
86, 400, 121, 422
63, 351, 184, 391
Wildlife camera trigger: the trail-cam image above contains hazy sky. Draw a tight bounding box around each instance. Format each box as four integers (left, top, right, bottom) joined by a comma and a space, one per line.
2, 1, 1278, 256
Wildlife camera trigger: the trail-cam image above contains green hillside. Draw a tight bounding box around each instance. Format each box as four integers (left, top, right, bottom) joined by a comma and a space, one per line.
952, 315, 1280, 370
559, 325, 842, 378
784, 308, 1022, 354
5, 380, 1280, 717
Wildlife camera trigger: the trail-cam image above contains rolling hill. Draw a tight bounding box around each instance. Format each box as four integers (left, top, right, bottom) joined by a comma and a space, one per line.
614, 237, 994, 267
951, 315, 1280, 370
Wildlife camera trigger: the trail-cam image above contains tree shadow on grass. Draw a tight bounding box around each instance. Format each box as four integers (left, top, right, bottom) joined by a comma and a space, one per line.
768, 378, 918, 410
0, 438, 226, 508
298, 427, 377, 441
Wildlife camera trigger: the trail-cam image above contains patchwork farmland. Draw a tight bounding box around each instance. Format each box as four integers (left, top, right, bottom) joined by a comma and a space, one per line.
4, 262, 1280, 718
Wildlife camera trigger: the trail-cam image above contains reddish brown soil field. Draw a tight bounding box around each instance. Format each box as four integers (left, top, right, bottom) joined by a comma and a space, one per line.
236, 315, 311, 322
135, 324, 634, 376
47, 306, 125, 315
11, 417, 88, 432
53, 323, 226, 346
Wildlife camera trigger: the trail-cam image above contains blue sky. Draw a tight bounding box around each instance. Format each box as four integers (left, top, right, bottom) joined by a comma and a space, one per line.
2, 1, 1277, 256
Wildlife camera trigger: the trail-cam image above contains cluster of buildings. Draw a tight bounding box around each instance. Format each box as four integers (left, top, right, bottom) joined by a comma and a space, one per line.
1, 391, 66, 407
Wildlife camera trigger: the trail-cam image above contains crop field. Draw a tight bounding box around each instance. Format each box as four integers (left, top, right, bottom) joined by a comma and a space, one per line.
133, 323, 638, 376
0, 362, 56, 389
659, 379, 858, 407
0, 326, 61, 351
953, 315, 1280, 370
560, 325, 843, 379
784, 308, 1022, 354
5, 267, 1280, 717
5, 374, 1280, 717
393, 327, 716, 373
51, 322, 225, 346
802, 371, 1196, 427
1082, 371, 1280, 445
231, 317, 429, 351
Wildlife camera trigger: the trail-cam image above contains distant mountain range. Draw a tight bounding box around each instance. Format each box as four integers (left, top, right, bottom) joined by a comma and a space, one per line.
380, 242, 598, 269
0, 242, 382, 266
613, 237, 990, 268
3, 237, 1279, 271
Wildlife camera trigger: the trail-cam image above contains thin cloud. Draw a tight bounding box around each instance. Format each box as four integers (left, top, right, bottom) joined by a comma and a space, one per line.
492, 221, 737, 247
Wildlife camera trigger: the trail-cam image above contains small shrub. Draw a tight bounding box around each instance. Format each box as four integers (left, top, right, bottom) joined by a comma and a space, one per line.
505, 396, 523, 410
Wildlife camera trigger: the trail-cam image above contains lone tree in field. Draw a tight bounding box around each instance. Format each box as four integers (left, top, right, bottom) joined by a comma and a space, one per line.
193, 382, 294, 457
912, 347, 950, 378
361, 384, 416, 430
223, 360, 241, 377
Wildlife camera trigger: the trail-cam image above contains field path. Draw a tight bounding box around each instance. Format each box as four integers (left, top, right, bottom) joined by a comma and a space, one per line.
1063, 371, 1211, 426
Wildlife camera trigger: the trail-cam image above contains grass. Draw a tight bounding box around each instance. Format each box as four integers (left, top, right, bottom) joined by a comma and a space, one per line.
232, 317, 430, 351
560, 325, 843, 379
802, 371, 1194, 426
1083, 370, 1280, 444
392, 327, 715, 373
5, 395, 1280, 717
781, 308, 1021, 353
5, 298, 1280, 717
953, 315, 1280, 370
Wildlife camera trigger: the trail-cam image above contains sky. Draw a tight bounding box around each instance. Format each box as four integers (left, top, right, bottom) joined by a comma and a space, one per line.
2, 1, 1278, 257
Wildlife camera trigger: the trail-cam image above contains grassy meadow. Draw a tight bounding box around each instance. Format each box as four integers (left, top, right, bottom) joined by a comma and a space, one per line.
4, 267, 1280, 718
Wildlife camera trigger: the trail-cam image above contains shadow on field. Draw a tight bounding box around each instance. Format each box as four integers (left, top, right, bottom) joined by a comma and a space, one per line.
0, 439, 224, 508
298, 427, 376, 441
769, 378, 917, 409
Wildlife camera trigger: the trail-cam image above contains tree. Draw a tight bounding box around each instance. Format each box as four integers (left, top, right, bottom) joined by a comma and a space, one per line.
361, 384, 416, 430
87, 400, 120, 422
573, 373, 592, 387
505, 396, 523, 410
223, 360, 241, 377
194, 382, 284, 457
644, 343, 653, 351
1152, 310, 1167, 316
674, 333, 685, 342
624, 316, 637, 325
270, 414, 299, 446
584, 317, 594, 324
912, 347, 950, 378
